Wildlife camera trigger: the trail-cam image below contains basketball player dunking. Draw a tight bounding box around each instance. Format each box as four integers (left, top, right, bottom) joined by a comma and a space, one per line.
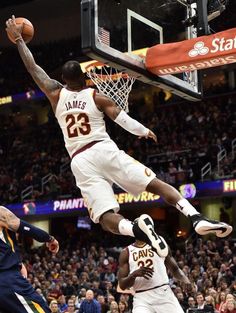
118, 237, 189, 313
5, 16, 232, 257
0, 205, 59, 313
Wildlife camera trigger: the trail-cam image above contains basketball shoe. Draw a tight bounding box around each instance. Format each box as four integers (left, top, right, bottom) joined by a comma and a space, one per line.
190, 214, 233, 238
133, 214, 168, 257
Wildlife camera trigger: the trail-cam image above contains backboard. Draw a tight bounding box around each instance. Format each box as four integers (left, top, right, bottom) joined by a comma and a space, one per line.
81, 0, 203, 101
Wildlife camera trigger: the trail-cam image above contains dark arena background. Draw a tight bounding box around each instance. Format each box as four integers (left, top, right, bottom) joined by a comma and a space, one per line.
0, 1, 236, 313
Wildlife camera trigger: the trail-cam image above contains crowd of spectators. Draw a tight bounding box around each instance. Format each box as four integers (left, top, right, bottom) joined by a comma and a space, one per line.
130, 94, 236, 185
0, 90, 235, 204
20, 226, 236, 313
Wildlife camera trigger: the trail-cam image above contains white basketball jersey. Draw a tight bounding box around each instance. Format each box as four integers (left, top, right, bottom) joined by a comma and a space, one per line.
128, 243, 169, 292
55, 87, 110, 157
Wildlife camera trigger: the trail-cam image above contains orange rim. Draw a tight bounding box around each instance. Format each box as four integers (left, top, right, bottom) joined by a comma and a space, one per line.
84, 61, 106, 72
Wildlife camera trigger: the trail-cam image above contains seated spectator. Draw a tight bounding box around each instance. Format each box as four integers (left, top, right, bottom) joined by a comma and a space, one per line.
35, 287, 47, 303
107, 294, 115, 307
58, 295, 68, 313
231, 282, 236, 298
176, 291, 188, 312
196, 292, 214, 312
62, 280, 77, 297
79, 289, 101, 313
65, 299, 79, 313
186, 297, 196, 312
205, 295, 216, 312
47, 284, 63, 302
223, 299, 236, 313
107, 301, 119, 313
230, 257, 236, 278
97, 295, 109, 313
216, 291, 227, 312
118, 300, 130, 313
91, 280, 103, 297
102, 265, 116, 284
50, 300, 61, 313
221, 295, 236, 313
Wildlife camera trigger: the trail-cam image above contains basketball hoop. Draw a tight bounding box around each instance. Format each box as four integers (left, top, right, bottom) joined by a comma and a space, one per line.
85, 61, 136, 112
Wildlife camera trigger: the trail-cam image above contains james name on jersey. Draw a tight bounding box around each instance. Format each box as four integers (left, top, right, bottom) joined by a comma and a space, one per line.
65, 99, 87, 111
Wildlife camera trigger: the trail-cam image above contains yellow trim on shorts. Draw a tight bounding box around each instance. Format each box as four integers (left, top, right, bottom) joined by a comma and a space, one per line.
5, 228, 15, 252
32, 301, 46, 313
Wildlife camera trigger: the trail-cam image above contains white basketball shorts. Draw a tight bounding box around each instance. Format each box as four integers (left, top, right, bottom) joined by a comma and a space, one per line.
133, 285, 184, 313
70, 139, 156, 223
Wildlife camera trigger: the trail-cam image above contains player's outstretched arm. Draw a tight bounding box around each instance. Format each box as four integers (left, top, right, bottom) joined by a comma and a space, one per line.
165, 249, 190, 284
0, 205, 59, 253
95, 92, 157, 142
118, 248, 154, 290
5, 15, 62, 109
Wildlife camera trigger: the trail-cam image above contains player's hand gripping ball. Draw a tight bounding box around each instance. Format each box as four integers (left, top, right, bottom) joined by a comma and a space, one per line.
6, 15, 34, 44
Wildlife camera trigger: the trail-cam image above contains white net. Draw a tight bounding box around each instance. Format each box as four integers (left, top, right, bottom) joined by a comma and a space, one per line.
85, 62, 136, 112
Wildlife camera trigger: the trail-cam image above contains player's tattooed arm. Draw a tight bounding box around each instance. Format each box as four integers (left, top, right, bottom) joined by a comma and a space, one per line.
6, 15, 62, 108
95, 92, 121, 119
0, 206, 20, 231
17, 38, 61, 93
16, 39, 62, 108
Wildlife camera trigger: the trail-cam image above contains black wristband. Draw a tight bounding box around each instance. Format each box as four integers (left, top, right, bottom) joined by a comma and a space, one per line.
18, 220, 51, 243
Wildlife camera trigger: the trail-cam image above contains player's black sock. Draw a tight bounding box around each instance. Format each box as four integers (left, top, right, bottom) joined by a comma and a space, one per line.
189, 213, 203, 226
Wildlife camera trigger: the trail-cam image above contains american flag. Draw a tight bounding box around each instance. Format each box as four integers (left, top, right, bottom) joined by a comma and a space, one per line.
98, 27, 110, 46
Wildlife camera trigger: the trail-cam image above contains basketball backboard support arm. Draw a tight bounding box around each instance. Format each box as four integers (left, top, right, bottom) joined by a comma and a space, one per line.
187, 2, 204, 98
197, 0, 209, 35
81, 0, 202, 101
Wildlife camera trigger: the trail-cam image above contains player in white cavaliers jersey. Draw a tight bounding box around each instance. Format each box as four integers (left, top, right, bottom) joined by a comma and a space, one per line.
6, 15, 232, 255
118, 239, 189, 313
56, 87, 111, 157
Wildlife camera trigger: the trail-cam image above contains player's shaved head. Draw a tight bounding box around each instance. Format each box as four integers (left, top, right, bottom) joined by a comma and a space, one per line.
62, 60, 85, 87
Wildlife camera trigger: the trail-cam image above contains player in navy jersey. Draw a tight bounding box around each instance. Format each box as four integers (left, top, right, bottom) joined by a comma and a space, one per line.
0, 205, 59, 313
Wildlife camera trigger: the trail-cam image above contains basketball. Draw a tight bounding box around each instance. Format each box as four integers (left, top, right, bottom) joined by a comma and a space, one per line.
7, 17, 34, 44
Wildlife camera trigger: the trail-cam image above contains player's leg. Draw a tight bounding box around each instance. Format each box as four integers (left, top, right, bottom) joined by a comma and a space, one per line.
132, 305, 155, 313
2, 292, 51, 313
99, 210, 167, 255
85, 147, 167, 256
0, 273, 50, 313
103, 147, 232, 238
71, 148, 168, 256
154, 286, 185, 313
132, 295, 156, 313
77, 176, 165, 254
146, 177, 232, 237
